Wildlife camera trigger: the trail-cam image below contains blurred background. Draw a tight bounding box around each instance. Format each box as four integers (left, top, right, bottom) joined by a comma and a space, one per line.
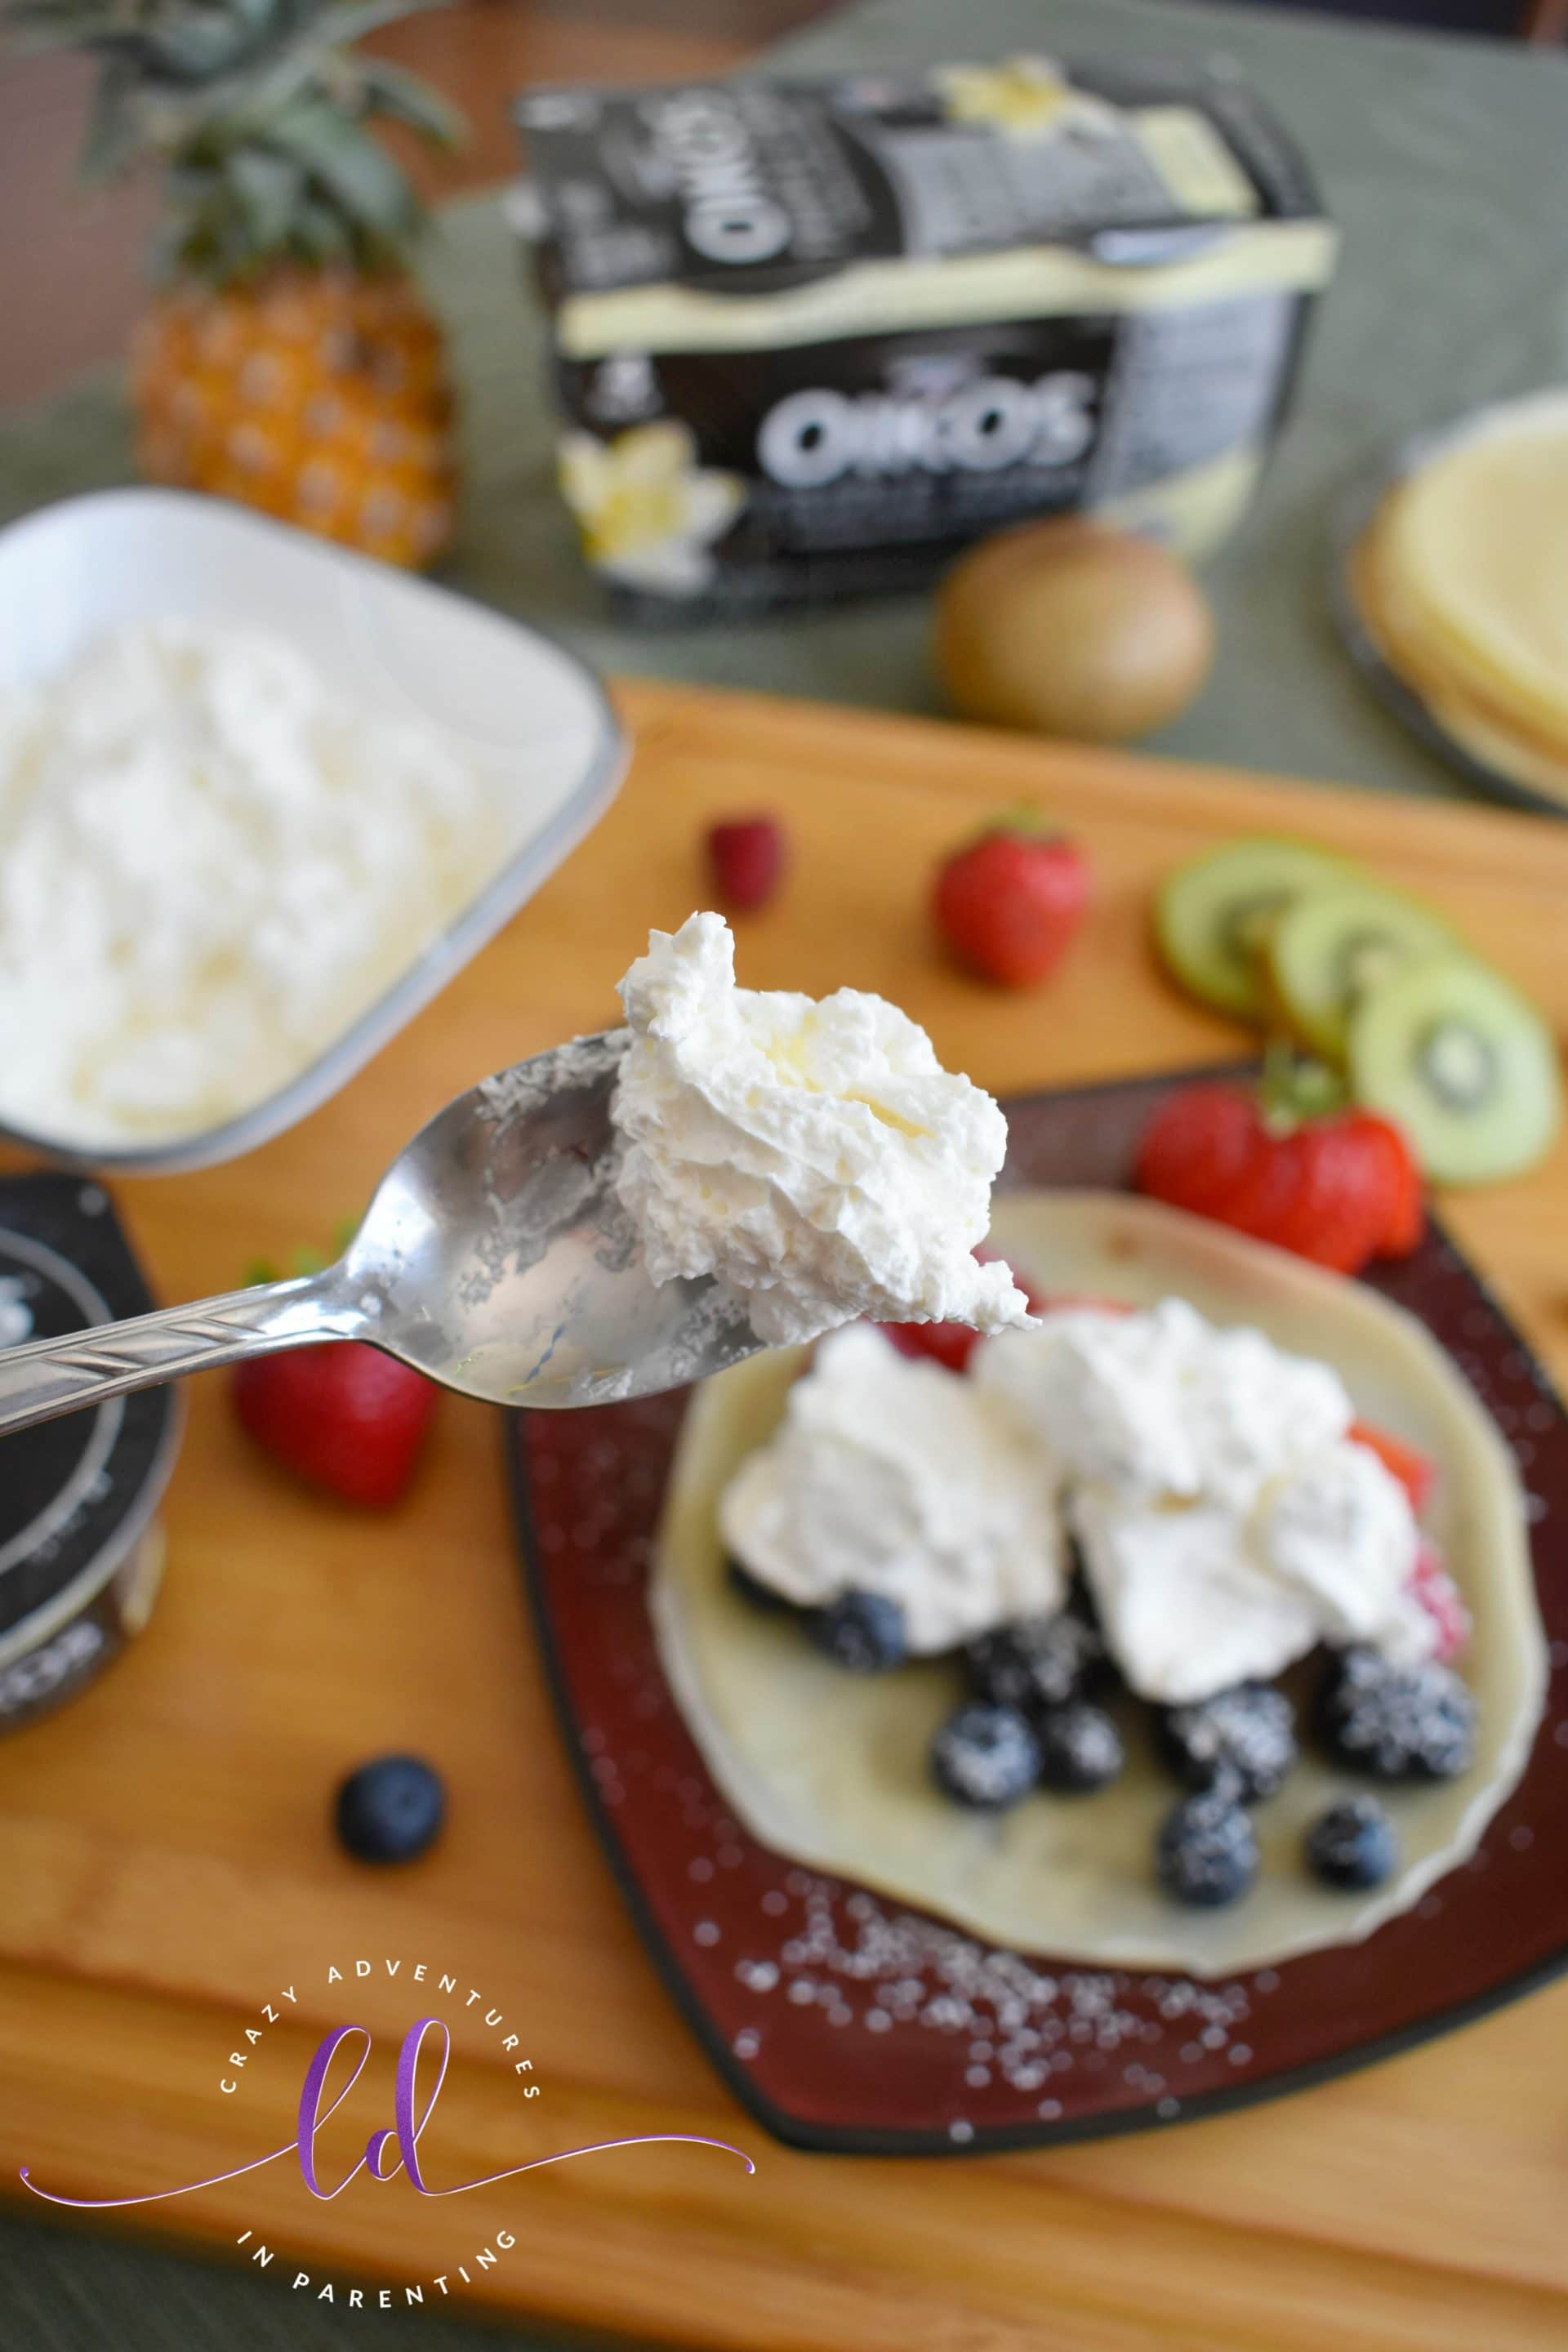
3, 0, 1563, 412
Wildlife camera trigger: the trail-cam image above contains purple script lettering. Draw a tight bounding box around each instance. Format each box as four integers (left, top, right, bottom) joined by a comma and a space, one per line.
21, 2018, 754, 2209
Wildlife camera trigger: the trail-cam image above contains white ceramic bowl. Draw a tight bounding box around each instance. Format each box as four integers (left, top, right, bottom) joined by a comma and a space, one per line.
0, 488, 626, 1174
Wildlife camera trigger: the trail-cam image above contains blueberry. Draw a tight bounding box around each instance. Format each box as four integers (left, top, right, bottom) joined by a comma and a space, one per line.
1156, 1788, 1258, 1909
1316, 1646, 1476, 1780
1159, 1682, 1298, 1802
726, 1557, 795, 1614
1033, 1701, 1124, 1793
1305, 1797, 1398, 1891
809, 1588, 908, 1672
931, 1703, 1040, 1811
966, 1609, 1106, 1713
335, 1755, 445, 1864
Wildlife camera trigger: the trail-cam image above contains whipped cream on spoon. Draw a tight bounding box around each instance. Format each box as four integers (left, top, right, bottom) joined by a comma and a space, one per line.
612, 911, 1032, 1345
0, 918, 1025, 1432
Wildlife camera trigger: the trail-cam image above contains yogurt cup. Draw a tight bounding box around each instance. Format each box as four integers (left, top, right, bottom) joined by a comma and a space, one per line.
0, 1177, 180, 1731
514, 54, 1336, 619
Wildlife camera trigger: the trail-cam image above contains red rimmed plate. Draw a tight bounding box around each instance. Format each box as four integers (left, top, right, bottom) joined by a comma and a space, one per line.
506, 1068, 1568, 2154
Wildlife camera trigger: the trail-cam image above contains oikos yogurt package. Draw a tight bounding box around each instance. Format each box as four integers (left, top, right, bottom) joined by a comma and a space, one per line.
513, 55, 1335, 619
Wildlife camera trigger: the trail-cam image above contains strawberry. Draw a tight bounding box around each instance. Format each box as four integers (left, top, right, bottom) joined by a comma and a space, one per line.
233, 1343, 436, 1509
1349, 1419, 1437, 1515
1406, 1542, 1472, 1664
1361, 1114, 1425, 1258
933, 807, 1089, 988
1127, 1080, 1258, 1211
707, 816, 786, 913
882, 1319, 980, 1373
1266, 1113, 1406, 1272
1134, 1061, 1423, 1277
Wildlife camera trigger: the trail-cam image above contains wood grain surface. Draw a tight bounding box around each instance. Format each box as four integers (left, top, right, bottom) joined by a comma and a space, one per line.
1, 679, 1566, 2350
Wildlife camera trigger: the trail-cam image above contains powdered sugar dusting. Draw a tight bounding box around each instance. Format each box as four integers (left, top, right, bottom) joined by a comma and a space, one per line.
717, 1877, 1258, 2099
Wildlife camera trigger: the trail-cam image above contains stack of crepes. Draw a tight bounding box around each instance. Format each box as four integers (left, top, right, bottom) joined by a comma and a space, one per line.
1354, 392, 1568, 806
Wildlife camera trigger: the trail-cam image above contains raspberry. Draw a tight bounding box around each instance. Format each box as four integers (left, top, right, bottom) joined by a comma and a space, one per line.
1406, 1544, 1472, 1664
706, 815, 786, 912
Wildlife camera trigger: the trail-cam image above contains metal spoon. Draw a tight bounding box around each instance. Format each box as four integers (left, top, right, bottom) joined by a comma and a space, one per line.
0, 1031, 762, 1438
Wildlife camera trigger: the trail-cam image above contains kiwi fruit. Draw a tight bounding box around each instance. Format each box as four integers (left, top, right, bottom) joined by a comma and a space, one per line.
1349, 956, 1562, 1183
933, 518, 1214, 744
1155, 837, 1350, 1021
1266, 882, 1457, 1062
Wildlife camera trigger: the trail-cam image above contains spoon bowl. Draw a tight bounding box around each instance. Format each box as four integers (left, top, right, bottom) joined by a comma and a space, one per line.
0, 1033, 762, 1438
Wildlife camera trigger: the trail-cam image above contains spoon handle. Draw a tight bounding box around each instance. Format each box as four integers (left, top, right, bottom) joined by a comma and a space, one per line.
0, 1273, 360, 1439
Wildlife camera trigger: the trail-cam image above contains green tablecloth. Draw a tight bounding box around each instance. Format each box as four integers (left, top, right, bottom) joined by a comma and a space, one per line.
1, 1, 1566, 2345
7, 0, 1568, 808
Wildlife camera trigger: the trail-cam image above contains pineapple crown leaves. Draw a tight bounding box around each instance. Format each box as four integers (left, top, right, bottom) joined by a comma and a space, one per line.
1, 0, 466, 280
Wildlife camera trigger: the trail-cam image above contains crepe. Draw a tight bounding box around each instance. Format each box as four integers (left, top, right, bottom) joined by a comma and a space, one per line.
652, 1192, 1547, 1978
1352, 394, 1568, 808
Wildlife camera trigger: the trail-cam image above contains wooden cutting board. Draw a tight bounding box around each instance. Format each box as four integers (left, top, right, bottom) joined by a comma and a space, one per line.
2, 679, 1567, 2352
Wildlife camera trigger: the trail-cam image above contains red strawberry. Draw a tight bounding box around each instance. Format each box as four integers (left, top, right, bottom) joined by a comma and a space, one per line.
882, 1246, 1047, 1371
1361, 1114, 1425, 1258
1134, 1068, 1423, 1277
707, 816, 786, 913
1349, 1419, 1437, 1515
233, 1343, 437, 1509
1129, 1080, 1259, 1212
1267, 1115, 1400, 1272
1406, 1541, 1472, 1664
882, 1320, 978, 1372
933, 808, 1089, 988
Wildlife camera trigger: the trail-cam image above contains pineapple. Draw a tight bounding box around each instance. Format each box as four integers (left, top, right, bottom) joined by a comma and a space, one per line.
3, 0, 464, 568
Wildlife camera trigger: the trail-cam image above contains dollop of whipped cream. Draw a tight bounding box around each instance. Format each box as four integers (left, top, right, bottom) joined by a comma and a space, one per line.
719, 1325, 1065, 1652
977, 1299, 1428, 1702
611, 911, 1033, 1346
1256, 1445, 1428, 1661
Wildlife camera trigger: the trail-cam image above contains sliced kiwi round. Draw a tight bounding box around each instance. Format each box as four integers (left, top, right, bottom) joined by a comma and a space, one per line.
1155, 837, 1352, 1020
1349, 956, 1562, 1184
1266, 881, 1457, 1062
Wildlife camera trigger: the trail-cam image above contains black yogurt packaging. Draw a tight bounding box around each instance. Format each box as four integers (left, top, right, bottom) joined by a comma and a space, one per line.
513, 53, 1336, 621
0, 1177, 178, 1732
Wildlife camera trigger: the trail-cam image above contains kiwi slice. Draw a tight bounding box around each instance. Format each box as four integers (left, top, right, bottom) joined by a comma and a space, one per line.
1267, 882, 1457, 1062
1155, 838, 1351, 1020
1349, 956, 1562, 1183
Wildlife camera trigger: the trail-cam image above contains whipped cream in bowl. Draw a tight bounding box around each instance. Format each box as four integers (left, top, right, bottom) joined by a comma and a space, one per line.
0, 619, 506, 1150
610, 911, 1032, 1346
0, 491, 625, 1171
